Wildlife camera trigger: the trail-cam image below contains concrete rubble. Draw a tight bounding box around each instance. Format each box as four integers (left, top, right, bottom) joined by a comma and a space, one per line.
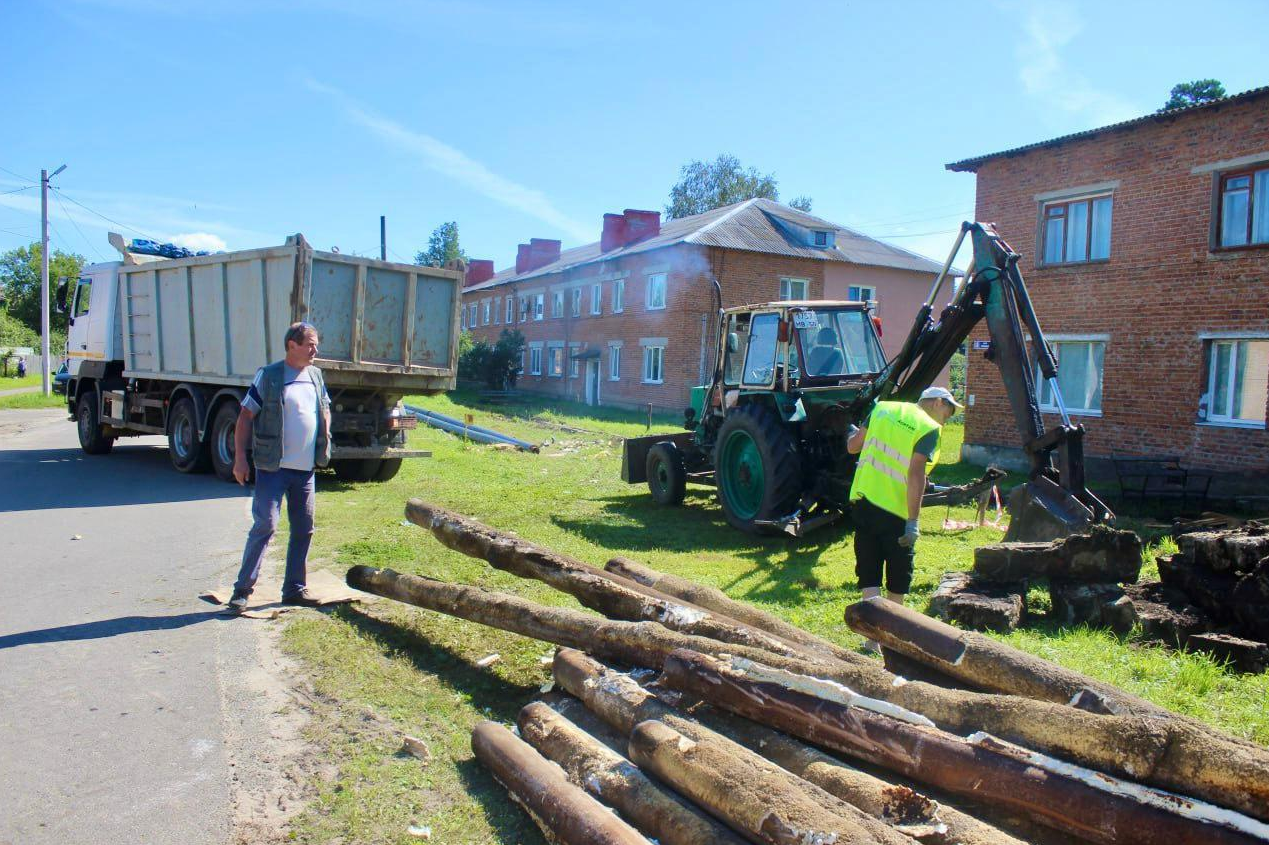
345, 500, 1269, 845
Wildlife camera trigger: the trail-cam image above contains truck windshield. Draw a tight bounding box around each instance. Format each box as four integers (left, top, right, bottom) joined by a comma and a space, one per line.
794, 309, 885, 376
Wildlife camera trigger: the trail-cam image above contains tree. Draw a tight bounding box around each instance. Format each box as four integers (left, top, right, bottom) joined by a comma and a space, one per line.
665, 154, 812, 219
1160, 79, 1226, 111
488, 329, 525, 389
415, 221, 468, 268
0, 242, 84, 341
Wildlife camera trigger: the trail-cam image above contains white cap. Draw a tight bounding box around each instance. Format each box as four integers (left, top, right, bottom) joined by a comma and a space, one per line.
920, 386, 964, 408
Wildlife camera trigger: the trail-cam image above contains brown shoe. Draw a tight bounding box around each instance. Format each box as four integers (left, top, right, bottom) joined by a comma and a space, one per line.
280, 588, 321, 607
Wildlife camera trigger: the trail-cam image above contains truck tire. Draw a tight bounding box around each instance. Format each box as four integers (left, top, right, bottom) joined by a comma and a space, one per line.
646, 443, 687, 506
168, 397, 211, 473
76, 390, 115, 455
372, 458, 403, 482
332, 459, 379, 482
209, 400, 247, 483
714, 404, 802, 534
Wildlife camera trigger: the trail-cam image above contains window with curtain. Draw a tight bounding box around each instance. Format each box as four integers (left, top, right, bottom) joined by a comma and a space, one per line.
613, 279, 625, 313
1037, 339, 1105, 414
1203, 339, 1269, 424
1042, 195, 1112, 264
642, 346, 664, 383
529, 347, 542, 375
548, 346, 564, 377
571, 288, 581, 317
646, 273, 667, 310
552, 292, 564, 318
1218, 168, 1269, 248
534, 294, 544, 320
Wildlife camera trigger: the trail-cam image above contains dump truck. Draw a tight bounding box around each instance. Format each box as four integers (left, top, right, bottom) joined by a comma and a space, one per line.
621, 222, 1112, 541
58, 232, 461, 482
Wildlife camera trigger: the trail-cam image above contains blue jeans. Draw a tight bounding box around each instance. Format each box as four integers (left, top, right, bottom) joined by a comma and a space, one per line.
234, 468, 315, 598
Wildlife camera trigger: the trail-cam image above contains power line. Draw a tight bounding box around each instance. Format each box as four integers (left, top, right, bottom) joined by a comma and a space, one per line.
52, 187, 158, 241
0, 164, 36, 183
0, 185, 36, 197
52, 190, 107, 261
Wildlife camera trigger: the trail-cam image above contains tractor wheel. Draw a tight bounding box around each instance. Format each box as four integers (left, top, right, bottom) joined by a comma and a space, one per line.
714, 404, 802, 534
646, 443, 686, 506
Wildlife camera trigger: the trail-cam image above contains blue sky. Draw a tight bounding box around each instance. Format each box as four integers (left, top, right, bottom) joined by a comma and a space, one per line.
2, 0, 1265, 270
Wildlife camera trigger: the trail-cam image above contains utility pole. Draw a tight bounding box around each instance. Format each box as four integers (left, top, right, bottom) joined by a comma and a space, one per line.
39, 165, 67, 396
380, 215, 386, 261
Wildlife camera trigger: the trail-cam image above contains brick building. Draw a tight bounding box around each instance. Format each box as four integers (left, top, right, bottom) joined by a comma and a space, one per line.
947, 87, 1269, 476
460, 198, 945, 411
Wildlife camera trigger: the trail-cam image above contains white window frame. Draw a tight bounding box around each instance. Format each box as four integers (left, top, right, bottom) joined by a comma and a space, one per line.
847, 285, 876, 303
481, 299, 491, 326
552, 291, 564, 319
642, 344, 665, 384
547, 343, 564, 378
591, 283, 602, 315
493, 296, 501, 325
1200, 334, 1269, 428
608, 342, 622, 381
571, 287, 582, 317
569, 343, 581, 378
468, 303, 478, 328
1036, 335, 1107, 417
779, 277, 808, 301
528, 345, 543, 376
645, 273, 667, 311
505, 296, 514, 324
534, 293, 545, 321
613, 279, 625, 313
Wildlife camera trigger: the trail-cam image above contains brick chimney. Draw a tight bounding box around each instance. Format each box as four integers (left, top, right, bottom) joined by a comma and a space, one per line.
622, 209, 660, 245
465, 259, 495, 286
601, 213, 627, 252
528, 238, 561, 270
515, 244, 532, 274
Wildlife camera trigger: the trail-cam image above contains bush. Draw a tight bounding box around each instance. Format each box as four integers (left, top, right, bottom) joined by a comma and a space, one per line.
949, 350, 966, 403
457, 329, 525, 389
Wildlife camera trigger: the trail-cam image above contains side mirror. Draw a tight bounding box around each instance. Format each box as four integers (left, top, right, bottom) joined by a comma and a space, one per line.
726, 332, 739, 353
56, 280, 68, 314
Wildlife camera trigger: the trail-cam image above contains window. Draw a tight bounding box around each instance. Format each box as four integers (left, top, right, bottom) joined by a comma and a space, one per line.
642, 345, 665, 383
1042, 195, 1112, 264
847, 285, 875, 303
1037, 339, 1105, 415
529, 346, 543, 375
534, 293, 545, 320
519, 296, 530, 322
481, 299, 491, 325
569, 347, 581, 378
613, 279, 625, 313
591, 283, 602, 315
814, 231, 828, 247
468, 303, 478, 328
779, 277, 808, 300
1202, 339, 1268, 425
571, 288, 581, 317
506, 296, 514, 324
608, 344, 621, 380
552, 291, 564, 318
548, 346, 564, 377
646, 273, 667, 310
1218, 168, 1269, 248
743, 313, 780, 385
493, 297, 500, 325
73, 277, 92, 317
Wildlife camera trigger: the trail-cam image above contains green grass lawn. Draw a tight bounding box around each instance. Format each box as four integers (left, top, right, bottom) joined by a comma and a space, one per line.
0, 390, 65, 410
0, 372, 42, 389
280, 391, 1269, 844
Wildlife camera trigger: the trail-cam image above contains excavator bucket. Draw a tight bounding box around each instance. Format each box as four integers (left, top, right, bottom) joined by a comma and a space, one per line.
1005, 476, 1106, 542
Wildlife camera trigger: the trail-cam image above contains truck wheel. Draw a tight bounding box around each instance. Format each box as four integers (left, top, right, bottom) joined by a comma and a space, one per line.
332, 459, 378, 482
646, 443, 686, 506
373, 458, 403, 482
76, 390, 115, 455
168, 398, 211, 473
209, 401, 246, 483
714, 404, 802, 534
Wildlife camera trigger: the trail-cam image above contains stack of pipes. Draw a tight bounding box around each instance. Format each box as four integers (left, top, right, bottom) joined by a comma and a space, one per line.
346, 500, 1269, 845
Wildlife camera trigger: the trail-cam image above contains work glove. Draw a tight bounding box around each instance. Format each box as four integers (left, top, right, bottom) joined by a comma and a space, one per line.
898, 519, 920, 548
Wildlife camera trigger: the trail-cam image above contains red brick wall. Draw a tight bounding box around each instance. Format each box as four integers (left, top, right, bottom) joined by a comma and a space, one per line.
461, 244, 825, 411
962, 95, 1269, 472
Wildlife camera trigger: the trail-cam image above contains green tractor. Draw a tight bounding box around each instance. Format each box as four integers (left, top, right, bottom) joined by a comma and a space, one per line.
621, 222, 1111, 540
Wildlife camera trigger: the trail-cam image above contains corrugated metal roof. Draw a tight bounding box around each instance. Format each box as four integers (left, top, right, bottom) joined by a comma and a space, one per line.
946, 86, 1269, 173
465, 197, 947, 292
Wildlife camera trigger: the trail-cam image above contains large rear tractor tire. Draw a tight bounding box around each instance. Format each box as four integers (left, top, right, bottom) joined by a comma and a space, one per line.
332, 459, 379, 482
646, 443, 687, 506
714, 404, 802, 534
168, 397, 211, 473
76, 390, 115, 456
209, 400, 248, 483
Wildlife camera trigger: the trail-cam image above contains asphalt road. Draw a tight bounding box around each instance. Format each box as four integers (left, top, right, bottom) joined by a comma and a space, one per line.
0, 409, 267, 844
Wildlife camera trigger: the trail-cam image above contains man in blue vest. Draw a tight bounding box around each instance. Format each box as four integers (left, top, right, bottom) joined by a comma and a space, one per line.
846, 387, 961, 624
228, 322, 332, 613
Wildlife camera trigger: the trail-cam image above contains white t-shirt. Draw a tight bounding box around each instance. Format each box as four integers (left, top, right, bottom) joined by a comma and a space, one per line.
243, 365, 324, 471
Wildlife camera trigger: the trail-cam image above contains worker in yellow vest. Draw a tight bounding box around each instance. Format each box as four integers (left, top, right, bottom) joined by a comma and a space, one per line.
846, 387, 962, 625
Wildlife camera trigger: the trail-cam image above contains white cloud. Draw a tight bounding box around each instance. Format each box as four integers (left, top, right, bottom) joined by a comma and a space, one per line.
169, 232, 227, 252
1012, 0, 1141, 126
305, 78, 592, 243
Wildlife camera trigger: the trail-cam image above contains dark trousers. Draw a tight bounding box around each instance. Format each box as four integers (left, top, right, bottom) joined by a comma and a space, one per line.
234, 468, 315, 598
852, 497, 915, 594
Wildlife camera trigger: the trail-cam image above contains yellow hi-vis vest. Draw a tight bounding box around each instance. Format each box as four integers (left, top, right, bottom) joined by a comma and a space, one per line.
849, 401, 942, 519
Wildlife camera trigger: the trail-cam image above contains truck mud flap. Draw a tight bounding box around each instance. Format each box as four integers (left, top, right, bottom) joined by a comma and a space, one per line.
621, 431, 695, 484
